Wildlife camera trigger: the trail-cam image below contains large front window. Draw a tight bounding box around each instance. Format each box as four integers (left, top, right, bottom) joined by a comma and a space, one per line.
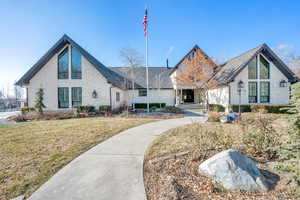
247, 54, 271, 103
71, 47, 82, 79
248, 82, 257, 103
260, 55, 270, 79
260, 82, 270, 103
58, 48, 69, 79
248, 56, 257, 79
58, 87, 69, 108
72, 87, 82, 107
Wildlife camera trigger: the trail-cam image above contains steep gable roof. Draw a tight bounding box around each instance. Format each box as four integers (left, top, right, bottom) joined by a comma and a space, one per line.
109, 67, 174, 89
170, 45, 218, 75
214, 44, 297, 84
16, 34, 126, 88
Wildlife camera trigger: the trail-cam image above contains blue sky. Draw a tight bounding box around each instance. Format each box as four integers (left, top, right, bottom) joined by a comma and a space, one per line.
1, 0, 300, 95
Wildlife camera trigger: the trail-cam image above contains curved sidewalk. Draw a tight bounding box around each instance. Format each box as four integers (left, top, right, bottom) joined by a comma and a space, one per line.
29, 116, 206, 200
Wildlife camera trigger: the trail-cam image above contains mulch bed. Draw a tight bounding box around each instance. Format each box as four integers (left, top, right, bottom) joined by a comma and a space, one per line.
144, 150, 297, 200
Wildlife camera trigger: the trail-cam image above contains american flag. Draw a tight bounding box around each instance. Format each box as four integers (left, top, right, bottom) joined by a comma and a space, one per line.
142, 9, 148, 36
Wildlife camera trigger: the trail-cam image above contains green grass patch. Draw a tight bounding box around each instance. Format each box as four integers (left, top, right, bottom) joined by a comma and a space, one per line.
0, 117, 153, 199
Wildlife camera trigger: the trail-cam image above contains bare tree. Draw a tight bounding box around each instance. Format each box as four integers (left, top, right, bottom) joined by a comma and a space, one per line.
176, 50, 220, 110
14, 85, 23, 100
119, 48, 143, 110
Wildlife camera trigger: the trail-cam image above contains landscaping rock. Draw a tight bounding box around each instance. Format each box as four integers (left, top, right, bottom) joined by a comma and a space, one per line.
198, 149, 269, 191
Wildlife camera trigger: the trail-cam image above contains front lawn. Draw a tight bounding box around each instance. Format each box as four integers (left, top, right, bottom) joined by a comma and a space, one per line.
0, 117, 153, 200
144, 113, 299, 199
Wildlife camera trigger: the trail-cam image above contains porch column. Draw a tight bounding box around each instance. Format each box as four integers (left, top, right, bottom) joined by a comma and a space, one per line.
180, 88, 183, 104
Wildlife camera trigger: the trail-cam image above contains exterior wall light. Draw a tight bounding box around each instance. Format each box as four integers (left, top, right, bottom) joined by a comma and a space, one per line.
238, 80, 244, 89
280, 80, 287, 87
92, 90, 98, 98
237, 80, 244, 115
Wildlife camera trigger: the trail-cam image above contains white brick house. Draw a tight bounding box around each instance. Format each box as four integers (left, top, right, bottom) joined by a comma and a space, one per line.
16, 35, 175, 110
16, 35, 297, 111
170, 44, 297, 111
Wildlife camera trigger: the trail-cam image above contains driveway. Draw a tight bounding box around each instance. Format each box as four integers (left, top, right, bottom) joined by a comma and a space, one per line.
29, 116, 207, 200
0, 111, 19, 124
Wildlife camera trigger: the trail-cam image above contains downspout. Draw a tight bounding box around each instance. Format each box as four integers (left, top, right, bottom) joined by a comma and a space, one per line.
109, 86, 112, 109
228, 84, 231, 113
26, 87, 29, 107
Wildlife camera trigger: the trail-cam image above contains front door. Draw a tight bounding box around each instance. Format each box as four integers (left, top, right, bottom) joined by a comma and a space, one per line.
182, 89, 194, 103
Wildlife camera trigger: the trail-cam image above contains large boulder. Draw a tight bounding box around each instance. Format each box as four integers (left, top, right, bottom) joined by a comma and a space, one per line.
198, 149, 269, 191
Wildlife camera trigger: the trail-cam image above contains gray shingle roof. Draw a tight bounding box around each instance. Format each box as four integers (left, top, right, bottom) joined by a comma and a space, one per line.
109, 67, 174, 89
16, 34, 126, 89
214, 44, 297, 84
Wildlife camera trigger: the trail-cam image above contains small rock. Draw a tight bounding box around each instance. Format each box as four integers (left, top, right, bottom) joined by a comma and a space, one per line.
198, 149, 269, 191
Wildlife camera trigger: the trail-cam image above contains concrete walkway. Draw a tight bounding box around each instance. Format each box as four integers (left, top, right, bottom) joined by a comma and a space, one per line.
29, 116, 207, 200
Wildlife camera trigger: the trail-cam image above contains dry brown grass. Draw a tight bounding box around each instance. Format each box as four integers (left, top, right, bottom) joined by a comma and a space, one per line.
144, 113, 299, 199
0, 117, 153, 200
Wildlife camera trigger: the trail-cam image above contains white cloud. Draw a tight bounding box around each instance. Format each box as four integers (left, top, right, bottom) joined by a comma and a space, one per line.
275, 44, 300, 71
275, 44, 292, 51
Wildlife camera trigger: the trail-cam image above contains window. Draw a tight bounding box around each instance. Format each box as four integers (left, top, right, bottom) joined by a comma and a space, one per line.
138, 89, 147, 97
58, 87, 69, 108
248, 56, 257, 79
260, 55, 270, 79
191, 51, 195, 59
248, 82, 257, 103
71, 47, 82, 79
116, 92, 120, 102
260, 82, 270, 103
187, 55, 191, 61
58, 48, 69, 79
72, 87, 82, 107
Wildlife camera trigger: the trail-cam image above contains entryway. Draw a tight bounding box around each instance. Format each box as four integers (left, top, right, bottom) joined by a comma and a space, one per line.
182, 89, 194, 103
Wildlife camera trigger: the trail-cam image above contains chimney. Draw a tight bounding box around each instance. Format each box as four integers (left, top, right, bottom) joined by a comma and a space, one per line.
166, 59, 169, 68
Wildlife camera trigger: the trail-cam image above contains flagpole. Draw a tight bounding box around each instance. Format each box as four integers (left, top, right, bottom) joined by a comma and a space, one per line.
145, 8, 150, 113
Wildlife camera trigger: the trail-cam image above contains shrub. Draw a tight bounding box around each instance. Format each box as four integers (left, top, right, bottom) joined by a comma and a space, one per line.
209, 104, 225, 112
35, 88, 46, 115
77, 106, 95, 114
230, 105, 251, 113
161, 106, 184, 114
99, 105, 112, 112
251, 105, 293, 114
239, 116, 281, 159
134, 103, 166, 109
21, 107, 36, 114
277, 82, 300, 193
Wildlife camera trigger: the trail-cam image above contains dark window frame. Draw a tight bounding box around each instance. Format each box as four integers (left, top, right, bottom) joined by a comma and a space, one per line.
116, 92, 120, 102
248, 82, 257, 103
259, 55, 270, 79
71, 46, 82, 79
248, 56, 257, 79
58, 87, 69, 108
58, 48, 69, 79
71, 87, 82, 107
260, 81, 270, 103
138, 89, 147, 97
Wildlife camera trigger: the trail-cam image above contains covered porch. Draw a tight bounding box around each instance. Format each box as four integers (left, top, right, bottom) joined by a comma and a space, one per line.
175, 88, 204, 105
